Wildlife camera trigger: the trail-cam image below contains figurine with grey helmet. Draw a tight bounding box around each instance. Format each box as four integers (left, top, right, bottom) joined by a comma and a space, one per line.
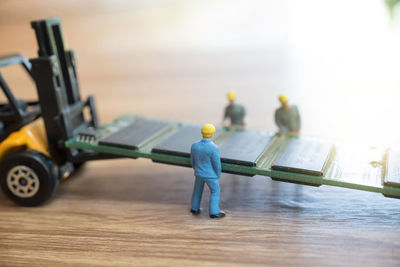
275, 94, 301, 135
223, 91, 246, 128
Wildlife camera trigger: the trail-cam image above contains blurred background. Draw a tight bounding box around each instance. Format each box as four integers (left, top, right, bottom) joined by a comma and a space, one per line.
1, 0, 399, 146
1, 3, 400, 265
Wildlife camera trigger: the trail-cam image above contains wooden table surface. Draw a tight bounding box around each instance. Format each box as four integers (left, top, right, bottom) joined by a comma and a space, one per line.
0, 1, 399, 266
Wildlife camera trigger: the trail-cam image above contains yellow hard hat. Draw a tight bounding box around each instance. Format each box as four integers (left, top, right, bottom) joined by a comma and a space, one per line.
278, 94, 288, 103
227, 91, 236, 101
201, 124, 216, 138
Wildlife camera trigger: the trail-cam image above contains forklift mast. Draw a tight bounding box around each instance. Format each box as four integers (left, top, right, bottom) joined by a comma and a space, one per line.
29, 17, 99, 165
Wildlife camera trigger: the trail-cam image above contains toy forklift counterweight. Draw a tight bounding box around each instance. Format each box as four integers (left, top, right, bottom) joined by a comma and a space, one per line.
1, 17, 400, 207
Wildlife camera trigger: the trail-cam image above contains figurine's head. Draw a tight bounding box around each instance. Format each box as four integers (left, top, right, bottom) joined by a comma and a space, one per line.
227, 91, 236, 105
201, 124, 216, 139
278, 94, 289, 109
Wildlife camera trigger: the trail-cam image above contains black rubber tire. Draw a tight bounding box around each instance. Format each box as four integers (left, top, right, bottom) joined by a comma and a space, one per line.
73, 162, 85, 172
0, 150, 59, 206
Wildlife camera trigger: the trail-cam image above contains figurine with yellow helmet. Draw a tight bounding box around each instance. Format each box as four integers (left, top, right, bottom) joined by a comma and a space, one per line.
223, 91, 246, 128
275, 94, 301, 135
190, 124, 225, 219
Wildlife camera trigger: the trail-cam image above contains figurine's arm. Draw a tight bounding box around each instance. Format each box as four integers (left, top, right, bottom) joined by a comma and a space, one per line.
242, 106, 246, 126
295, 107, 301, 131
222, 106, 230, 126
288, 106, 301, 134
190, 145, 195, 167
211, 147, 222, 178
275, 111, 287, 132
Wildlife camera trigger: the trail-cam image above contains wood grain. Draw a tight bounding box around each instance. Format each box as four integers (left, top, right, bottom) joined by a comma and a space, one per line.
0, 1, 399, 266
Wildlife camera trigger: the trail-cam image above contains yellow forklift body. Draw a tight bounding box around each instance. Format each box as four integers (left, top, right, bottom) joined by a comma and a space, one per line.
0, 118, 49, 161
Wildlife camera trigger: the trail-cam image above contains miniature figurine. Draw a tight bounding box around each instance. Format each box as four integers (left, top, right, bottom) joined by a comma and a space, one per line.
223, 91, 246, 128
275, 94, 301, 135
190, 124, 225, 219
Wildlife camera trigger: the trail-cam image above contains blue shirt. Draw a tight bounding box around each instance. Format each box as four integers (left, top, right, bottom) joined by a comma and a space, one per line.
190, 139, 221, 179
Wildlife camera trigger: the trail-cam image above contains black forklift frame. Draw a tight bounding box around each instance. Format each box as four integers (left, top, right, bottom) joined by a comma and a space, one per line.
30, 17, 122, 166
0, 18, 120, 167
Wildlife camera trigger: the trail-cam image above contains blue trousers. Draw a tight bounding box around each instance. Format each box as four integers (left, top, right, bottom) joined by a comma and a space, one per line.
191, 177, 221, 215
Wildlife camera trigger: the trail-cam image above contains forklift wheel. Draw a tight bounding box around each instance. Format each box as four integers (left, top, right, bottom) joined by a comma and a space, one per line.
0, 150, 59, 206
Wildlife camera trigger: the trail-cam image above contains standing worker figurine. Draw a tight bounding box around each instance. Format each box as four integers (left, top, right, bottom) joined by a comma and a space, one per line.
190, 124, 225, 219
223, 91, 246, 128
275, 94, 301, 135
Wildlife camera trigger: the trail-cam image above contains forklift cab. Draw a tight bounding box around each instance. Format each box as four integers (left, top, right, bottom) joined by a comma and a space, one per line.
0, 18, 110, 207
0, 54, 41, 142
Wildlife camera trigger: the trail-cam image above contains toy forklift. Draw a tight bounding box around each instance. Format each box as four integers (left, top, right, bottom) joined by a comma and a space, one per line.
1, 17, 399, 207
0, 18, 118, 206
